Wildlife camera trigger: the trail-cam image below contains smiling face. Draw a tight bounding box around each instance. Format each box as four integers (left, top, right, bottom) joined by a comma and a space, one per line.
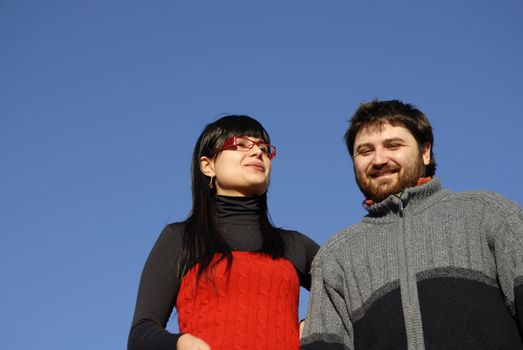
200, 136, 272, 196
353, 122, 431, 202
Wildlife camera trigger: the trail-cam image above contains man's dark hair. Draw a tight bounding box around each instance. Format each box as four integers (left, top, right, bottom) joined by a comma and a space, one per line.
344, 99, 436, 176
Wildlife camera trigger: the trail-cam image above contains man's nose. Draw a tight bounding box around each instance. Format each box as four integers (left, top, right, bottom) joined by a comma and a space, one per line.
371, 149, 388, 166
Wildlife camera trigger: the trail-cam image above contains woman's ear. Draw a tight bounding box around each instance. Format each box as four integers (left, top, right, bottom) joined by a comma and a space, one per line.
200, 156, 215, 177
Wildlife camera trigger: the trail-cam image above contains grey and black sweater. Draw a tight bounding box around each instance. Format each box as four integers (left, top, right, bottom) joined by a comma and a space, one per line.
301, 177, 523, 350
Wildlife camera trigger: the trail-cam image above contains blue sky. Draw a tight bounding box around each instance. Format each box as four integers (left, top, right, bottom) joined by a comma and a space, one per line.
2, 1, 522, 349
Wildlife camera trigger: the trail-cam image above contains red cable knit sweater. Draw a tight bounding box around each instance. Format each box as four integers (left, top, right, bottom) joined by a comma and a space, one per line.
128, 195, 319, 350
177, 251, 300, 350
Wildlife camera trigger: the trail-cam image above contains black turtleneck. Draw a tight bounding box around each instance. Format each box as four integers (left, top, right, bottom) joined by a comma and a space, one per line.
215, 195, 265, 250
216, 194, 261, 219
128, 195, 319, 350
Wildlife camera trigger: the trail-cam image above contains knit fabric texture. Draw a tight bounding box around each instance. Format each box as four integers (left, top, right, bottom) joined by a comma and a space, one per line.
301, 177, 523, 350
178, 251, 300, 350
127, 195, 318, 350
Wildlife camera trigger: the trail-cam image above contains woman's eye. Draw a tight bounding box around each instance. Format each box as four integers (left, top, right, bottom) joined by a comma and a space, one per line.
236, 140, 251, 148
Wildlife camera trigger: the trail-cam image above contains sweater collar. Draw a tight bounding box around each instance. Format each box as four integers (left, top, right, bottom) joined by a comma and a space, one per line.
363, 177, 441, 216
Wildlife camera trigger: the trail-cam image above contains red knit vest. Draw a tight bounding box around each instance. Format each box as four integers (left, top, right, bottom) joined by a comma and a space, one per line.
177, 251, 300, 350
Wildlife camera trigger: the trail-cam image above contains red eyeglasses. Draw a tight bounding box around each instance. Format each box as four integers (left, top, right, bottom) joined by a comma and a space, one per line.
215, 136, 277, 159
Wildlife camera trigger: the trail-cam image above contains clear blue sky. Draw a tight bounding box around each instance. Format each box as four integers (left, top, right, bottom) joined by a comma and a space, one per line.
2, 1, 522, 349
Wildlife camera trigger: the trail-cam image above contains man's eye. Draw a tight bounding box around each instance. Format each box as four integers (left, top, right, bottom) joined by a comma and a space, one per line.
387, 144, 400, 149
359, 149, 372, 156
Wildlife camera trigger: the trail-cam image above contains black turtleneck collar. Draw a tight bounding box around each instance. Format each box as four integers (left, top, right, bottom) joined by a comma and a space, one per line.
215, 195, 263, 224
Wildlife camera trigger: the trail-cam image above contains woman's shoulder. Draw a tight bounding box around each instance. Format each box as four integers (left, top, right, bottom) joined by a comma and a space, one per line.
153, 221, 186, 246
278, 228, 319, 249
163, 221, 186, 233
276, 227, 319, 290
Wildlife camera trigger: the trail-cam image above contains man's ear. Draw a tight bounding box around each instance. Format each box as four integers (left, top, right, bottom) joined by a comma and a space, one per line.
421, 142, 431, 166
200, 156, 215, 177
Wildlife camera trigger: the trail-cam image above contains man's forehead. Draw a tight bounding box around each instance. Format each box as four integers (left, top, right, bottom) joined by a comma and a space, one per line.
357, 121, 411, 138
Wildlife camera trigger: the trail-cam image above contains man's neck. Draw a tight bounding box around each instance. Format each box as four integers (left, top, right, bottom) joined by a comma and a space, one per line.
364, 177, 432, 206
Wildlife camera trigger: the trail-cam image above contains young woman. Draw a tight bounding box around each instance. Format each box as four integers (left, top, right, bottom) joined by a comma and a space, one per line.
128, 115, 319, 350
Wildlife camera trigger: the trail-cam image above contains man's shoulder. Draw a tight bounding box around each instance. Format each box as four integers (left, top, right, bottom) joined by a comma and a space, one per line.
313, 222, 369, 262
442, 189, 521, 213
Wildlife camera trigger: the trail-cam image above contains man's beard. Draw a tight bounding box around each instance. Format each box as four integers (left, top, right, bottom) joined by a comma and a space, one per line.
355, 154, 426, 203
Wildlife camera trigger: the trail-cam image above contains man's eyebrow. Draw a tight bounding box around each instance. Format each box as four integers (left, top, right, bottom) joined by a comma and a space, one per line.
356, 137, 406, 150
355, 143, 374, 152
383, 137, 406, 143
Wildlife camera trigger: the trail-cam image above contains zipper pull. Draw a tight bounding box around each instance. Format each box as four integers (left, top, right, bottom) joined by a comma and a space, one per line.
398, 199, 404, 217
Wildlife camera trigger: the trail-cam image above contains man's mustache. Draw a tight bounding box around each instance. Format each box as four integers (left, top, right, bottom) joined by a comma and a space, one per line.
368, 164, 400, 177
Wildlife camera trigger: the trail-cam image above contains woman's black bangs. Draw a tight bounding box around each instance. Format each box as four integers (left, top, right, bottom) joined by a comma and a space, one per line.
215, 117, 269, 148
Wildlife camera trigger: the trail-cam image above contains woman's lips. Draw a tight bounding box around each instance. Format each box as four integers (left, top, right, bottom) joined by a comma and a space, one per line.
245, 162, 265, 171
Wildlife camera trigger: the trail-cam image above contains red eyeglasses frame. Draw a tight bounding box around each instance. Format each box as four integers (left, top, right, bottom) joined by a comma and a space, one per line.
214, 136, 277, 160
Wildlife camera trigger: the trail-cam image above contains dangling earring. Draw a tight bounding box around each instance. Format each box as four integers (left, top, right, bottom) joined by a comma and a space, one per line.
208, 176, 214, 189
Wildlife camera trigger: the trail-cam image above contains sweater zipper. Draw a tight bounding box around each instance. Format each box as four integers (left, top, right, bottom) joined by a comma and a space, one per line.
401, 201, 416, 349
397, 197, 425, 350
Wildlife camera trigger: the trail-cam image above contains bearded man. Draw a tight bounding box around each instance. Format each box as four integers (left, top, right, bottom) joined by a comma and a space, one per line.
300, 100, 523, 350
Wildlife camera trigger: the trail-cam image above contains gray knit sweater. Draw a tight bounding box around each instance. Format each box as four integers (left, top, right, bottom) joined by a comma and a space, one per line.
301, 177, 523, 350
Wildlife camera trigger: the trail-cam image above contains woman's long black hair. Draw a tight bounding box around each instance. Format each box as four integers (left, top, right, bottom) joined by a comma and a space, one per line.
177, 115, 285, 284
